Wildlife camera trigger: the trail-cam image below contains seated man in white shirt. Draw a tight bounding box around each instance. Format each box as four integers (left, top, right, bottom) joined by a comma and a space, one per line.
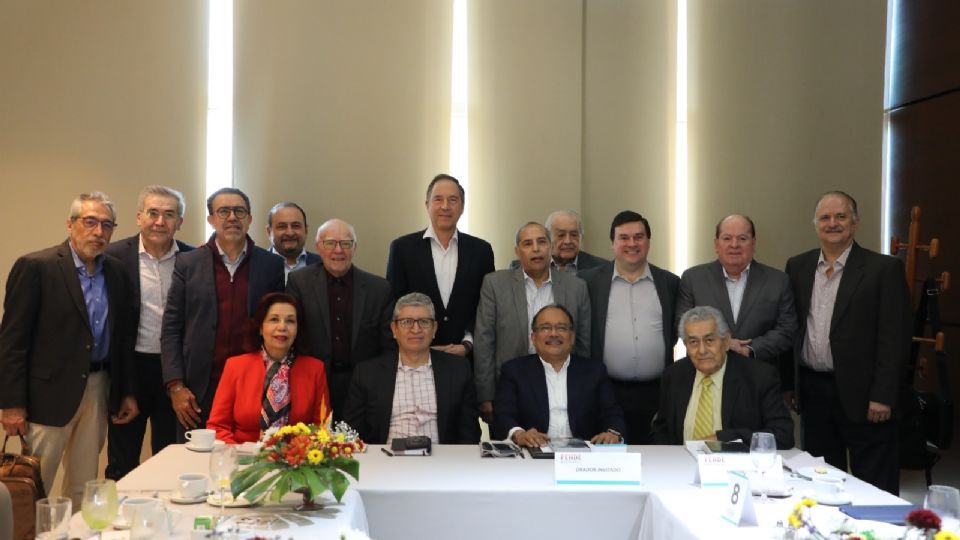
492, 305, 625, 447
342, 292, 480, 445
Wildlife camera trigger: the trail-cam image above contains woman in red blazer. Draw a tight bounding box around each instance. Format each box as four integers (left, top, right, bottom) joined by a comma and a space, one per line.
208, 293, 330, 443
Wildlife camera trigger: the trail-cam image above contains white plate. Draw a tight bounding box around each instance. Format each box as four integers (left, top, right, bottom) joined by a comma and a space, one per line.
797, 465, 846, 482
751, 484, 793, 497
803, 490, 853, 506
206, 493, 256, 508
185, 443, 213, 453
169, 492, 209, 504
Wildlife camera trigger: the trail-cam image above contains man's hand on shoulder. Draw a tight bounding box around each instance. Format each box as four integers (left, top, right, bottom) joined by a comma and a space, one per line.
728, 338, 752, 357
1, 407, 28, 436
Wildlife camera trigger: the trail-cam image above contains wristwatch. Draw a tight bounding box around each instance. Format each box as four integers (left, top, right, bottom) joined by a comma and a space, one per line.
606, 429, 624, 443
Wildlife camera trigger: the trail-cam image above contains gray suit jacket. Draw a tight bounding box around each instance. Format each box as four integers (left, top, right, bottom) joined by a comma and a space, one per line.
473, 267, 590, 403
286, 263, 395, 374
676, 260, 797, 365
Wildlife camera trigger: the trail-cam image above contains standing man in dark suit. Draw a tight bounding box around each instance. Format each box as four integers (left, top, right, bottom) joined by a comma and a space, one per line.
161, 187, 285, 441
786, 191, 910, 494
287, 218, 394, 421
508, 210, 607, 274
475, 222, 591, 423
266, 201, 321, 283
386, 174, 495, 358
0, 192, 138, 505
651, 306, 794, 449
677, 214, 797, 366
580, 211, 680, 444
105, 186, 194, 480
343, 293, 480, 445
493, 305, 624, 446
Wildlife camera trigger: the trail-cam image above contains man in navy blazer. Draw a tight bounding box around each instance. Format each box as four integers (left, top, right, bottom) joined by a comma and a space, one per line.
386, 174, 495, 357
493, 305, 625, 446
105, 186, 194, 480
265, 201, 321, 282
161, 187, 285, 441
651, 306, 794, 449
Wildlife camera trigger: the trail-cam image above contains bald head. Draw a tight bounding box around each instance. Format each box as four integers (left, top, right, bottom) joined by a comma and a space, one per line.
315, 218, 357, 277
714, 214, 756, 277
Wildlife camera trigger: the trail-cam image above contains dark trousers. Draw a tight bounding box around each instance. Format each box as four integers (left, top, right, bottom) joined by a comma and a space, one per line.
799, 367, 900, 495
610, 378, 660, 444
105, 353, 177, 480
328, 369, 353, 424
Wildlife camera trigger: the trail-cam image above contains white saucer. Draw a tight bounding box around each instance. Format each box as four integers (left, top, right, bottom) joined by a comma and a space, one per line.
185, 443, 213, 453
798, 465, 846, 482
112, 517, 131, 530
803, 490, 853, 506
207, 493, 256, 508
169, 492, 209, 504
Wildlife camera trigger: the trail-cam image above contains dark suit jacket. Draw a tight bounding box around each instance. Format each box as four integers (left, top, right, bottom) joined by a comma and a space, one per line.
342, 351, 481, 444
580, 261, 680, 369
386, 230, 495, 345
508, 249, 608, 273
651, 352, 794, 449
105, 234, 194, 342
677, 260, 797, 365
286, 263, 395, 375
492, 354, 625, 441
160, 236, 285, 404
0, 240, 135, 425
305, 251, 322, 266
785, 242, 911, 421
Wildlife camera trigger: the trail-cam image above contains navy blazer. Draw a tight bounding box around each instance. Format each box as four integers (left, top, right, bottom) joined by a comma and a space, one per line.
0, 240, 135, 425
580, 261, 680, 369
160, 235, 285, 404
651, 352, 794, 449
492, 354, 626, 441
106, 234, 194, 337
342, 351, 481, 444
386, 229, 495, 346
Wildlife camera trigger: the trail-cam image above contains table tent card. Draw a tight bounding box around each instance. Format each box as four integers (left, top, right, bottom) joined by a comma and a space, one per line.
554, 452, 642, 487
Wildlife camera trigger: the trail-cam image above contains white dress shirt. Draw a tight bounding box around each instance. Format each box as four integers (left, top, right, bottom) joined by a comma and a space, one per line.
802, 244, 852, 371
722, 264, 750, 324
523, 270, 554, 353
508, 355, 573, 441
135, 236, 179, 354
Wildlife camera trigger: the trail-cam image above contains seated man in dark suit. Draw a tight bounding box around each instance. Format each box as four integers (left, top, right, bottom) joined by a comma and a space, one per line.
652, 305, 794, 449
493, 305, 625, 447
343, 292, 480, 445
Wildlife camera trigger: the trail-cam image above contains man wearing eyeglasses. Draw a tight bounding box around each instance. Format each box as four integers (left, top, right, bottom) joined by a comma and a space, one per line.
161, 187, 284, 442
492, 305, 624, 447
0, 192, 138, 506
650, 306, 793, 449
343, 292, 480, 445
287, 218, 394, 421
104, 185, 194, 480
265, 201, 321, 282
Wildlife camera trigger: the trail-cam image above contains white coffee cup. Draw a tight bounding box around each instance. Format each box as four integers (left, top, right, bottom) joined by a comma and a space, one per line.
813, 476, 846, 498
177, 473, 209, 499
184, 428, 216, 449
121, 497, 160, 529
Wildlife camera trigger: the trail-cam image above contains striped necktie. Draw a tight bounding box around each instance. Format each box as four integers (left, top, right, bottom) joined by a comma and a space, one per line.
693, 376, 714, 439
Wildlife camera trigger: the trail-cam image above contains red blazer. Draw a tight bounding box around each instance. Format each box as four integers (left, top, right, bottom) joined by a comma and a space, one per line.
208, 352, 330, 443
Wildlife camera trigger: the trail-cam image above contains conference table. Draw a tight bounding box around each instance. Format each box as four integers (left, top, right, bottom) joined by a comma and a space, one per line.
72, 443, 910, 539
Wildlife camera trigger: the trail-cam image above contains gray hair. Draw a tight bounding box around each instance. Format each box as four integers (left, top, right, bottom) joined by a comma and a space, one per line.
544, 210, 584, 236
315, 218, 358, 245
138, 185, 186, 217
678, 306, 730, 341
69, 191, 116, 222
813, 190, 859, 225
393, 292, 435, 320
514, 222, 551, 246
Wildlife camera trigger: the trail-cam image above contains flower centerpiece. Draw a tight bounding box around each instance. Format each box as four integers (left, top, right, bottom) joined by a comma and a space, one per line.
231, 421, 365, 510
785, 498, 960, 540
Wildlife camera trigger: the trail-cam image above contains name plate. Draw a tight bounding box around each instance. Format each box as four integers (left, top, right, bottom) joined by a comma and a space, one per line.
695, 453, 783, 488
720, 471, 757, 526
554, 452, 642, 486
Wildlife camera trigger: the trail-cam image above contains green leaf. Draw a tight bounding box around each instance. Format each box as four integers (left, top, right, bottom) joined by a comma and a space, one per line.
303, 468, 329, 500
242, 472, 281, 503
237, 455, 255, 466
332, 456, 360, 480
230, 461, 278, 496
329, 470, 349, 502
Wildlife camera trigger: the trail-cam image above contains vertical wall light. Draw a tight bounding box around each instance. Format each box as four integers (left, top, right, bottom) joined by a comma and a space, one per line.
880, 0, 898, 253
673, 0, 689, 273
205, 0, 234, 236
449, 0, 469, 232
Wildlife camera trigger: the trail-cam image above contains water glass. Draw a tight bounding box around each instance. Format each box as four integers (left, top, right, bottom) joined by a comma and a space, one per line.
35, 496, 71, 540
209, 444, 238, 531
749, 432, 777, 503
925, 484, 960, 532
81, 479, 118, 539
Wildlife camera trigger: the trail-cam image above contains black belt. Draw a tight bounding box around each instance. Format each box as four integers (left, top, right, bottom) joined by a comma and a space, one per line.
799, 365, 834, 378
89, 362, 110, 373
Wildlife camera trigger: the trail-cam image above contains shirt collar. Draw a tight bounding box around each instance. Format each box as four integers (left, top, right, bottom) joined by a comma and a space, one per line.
138, 235, 179, 261
423, 225, 459, 244
817, 243, 853, 268
550, 253, 579, 270
693, 354, 728, 386
538, 355, 570, 374
397, 353, 433, 372
325, 265, 354, 286
721, 263, 751, 282
522, 268, 553, 287
611, 262, 653, 283
269, 246, 307, 264
214, 237, 248, 262
69, 242, 103, 276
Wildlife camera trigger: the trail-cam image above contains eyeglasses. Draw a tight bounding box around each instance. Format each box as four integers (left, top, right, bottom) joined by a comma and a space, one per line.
533, 324, 572, 334
214, 206, 249, 219
319, 239, 355, 250
73, 216, 116, 232
394, 318, 435, 329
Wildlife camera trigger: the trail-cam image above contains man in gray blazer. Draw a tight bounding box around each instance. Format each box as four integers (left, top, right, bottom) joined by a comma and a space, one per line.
676, 214, 797, 367
475, 222, 590, 422
287, 219, 395, 421
161, 187, 285, 441
508, 209, 607, 274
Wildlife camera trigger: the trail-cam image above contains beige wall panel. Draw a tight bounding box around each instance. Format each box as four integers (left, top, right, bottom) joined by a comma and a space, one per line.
582, 0, 676, 268
688, 0, 887, 270
234, 0, 452, 275
0, 0, 208, 307
467, 0, 583, 267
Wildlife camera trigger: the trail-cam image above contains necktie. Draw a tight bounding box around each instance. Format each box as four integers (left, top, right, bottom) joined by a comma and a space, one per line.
693, 376, 714, 439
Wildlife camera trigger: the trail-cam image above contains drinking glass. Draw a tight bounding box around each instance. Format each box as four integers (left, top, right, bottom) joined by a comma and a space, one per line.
209, 444, 238, 532
749, 432, 777, 503
35, 496, 71, 540
81, 479, 118, 539
925, 484, 960, 532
